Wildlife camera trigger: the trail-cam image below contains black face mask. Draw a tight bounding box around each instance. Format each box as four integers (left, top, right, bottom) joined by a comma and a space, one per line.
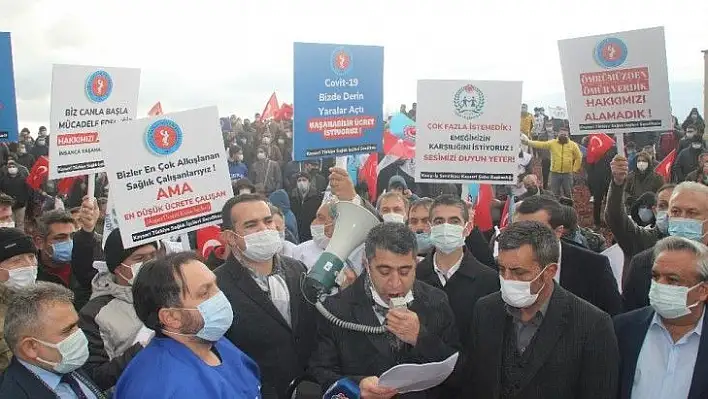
558, 136, 569, 144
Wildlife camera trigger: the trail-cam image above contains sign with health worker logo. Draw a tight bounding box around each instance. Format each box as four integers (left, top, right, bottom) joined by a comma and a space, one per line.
293, 42, 384, 160
49, 64, 140, 179
415, 80, 522, 184
558, 26, 671, 135
99, 106, 232, 248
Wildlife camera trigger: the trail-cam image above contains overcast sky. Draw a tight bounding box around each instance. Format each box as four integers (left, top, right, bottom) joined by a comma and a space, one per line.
2, 0, 706, 132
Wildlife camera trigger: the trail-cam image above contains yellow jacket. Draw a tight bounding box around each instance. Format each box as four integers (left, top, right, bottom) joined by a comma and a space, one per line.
528, 139, 582, 173
520, 113, 534, 136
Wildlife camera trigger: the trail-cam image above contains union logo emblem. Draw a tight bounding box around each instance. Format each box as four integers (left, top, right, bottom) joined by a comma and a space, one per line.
453, 84, 485, 120
145, 119, 183, 156
331, 47, 353, 76
594, 37, 628, 69
85, 70, 113, 103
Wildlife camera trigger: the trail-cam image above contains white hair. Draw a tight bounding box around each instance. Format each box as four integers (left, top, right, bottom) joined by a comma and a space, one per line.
672, 181, 708, 201
654, 236, 708, 281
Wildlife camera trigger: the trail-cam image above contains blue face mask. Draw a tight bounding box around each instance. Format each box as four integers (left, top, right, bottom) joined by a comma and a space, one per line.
415, 232, 433, 254
655, 211, 669, 234
668, 217, 706, 242
194, 291, 234, 342
51, 240, 73, 263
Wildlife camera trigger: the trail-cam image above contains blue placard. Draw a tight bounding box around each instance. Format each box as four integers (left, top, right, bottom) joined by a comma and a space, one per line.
293, 42, 383, 161
0, 32, 18, 143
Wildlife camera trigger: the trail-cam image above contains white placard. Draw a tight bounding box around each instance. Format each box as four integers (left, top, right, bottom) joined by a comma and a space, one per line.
558, 26, 671, 135
101, 193, 120, 249
99, 106, 232, 248
49, 64, 140, 179
415, 80, 522, 184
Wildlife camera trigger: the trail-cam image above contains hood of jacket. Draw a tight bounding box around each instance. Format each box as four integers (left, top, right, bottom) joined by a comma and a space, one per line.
269, 189, 291, 211
90, 268, 133, 304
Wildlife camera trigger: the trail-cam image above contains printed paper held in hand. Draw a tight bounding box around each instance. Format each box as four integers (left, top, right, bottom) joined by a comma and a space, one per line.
378, 352, 459, 393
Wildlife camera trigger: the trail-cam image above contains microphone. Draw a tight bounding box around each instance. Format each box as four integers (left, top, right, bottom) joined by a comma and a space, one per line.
323, 378, 360, 399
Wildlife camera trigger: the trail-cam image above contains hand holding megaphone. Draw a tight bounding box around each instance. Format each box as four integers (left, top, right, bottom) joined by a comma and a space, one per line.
329, 167, 356, 201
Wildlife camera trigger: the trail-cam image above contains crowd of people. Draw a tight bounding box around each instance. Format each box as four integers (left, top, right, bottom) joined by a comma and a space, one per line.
0, 102, 705, 398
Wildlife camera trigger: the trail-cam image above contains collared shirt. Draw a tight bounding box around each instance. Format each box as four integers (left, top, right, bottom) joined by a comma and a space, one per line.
433, 251, 464, 287
18, 359, 97, 399
245, 256, 292, 326
505, 285, 553, 353
631, 306, 704, 399
553, 242, 562, 282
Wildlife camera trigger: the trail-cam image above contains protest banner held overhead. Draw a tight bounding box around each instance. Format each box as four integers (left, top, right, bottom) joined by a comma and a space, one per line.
415, 80, 523, 185
293, 42, 383, 160
0, 32, 18, 143
558, 26, 671, 135
99, 106, 232, 248
49, 64, 140, 179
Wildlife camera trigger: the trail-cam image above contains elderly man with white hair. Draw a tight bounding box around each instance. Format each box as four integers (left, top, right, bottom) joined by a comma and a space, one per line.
624, 181, 708, 311
614, 236, 708, 399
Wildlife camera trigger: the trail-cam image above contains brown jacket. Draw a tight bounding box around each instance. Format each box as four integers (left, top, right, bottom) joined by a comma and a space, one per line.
0, 284, 12, 372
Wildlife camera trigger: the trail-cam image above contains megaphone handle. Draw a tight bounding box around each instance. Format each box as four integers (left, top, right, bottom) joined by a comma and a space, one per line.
315, 301, 387, 334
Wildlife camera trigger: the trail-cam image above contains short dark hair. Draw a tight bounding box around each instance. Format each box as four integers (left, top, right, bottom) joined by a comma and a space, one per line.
364, 222, 417, 263
229, 145, 242, 156
0, 193, 14, 208
37, 210, 75, 238
409, 197, 433, 215
516, 195, 563, 229
559, 205, 578, 231
657, 183, 676, 196
132, 252, 199, 331
498, 221, 559, 267
221, 193, 266, 230
429, 194, 469, 222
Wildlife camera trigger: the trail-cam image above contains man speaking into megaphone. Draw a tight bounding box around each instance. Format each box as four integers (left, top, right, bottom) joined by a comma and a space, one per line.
308, 222, 461, 398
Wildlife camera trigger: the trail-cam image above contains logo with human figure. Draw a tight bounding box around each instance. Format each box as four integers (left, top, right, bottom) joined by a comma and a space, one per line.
145, 118, 183, 156
85, 70, 113, 103
453, 84, 486, 120
594, 37, 628, 69
331, 47, 353, 76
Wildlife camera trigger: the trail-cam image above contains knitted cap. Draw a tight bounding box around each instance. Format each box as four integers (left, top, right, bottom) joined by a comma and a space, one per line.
104, 229, 157, 273
0, 228, 36, 263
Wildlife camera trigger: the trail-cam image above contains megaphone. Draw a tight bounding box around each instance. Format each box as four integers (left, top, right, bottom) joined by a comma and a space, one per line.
305, 201, 380, 298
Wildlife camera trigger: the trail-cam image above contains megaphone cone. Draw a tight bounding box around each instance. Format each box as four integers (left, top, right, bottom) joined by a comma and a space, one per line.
305, 201, 380, 298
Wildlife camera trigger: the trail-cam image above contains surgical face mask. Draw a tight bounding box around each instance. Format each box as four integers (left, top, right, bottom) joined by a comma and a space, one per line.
235, 154, 243, 162
238, 189, 252, 195
636, 161, 649, 172
649, 280, 702, 319
51, 240, 73, 263
415, 232, 433, 253
638, 207, 654, 223
35, 329, 90, 374
0, 220, 15, 228
277, 139, 285, 145
118, 262, 143, 285
171, 291, 234, 342
257, 152, 266, 160
297, 181, 310, 193
500, 265, 549, 308
382, 213, 406, 224
668, 217, 706, 242
1, 266, 38, 289
7, 167, 17, 175
311, 224, 330, 249
686, 132, 696, 139
430, 223, 465, 254
262, 137, 271, 144
692, 143, 703, 150
655, 210, 669, 234
239, 229, 282, 261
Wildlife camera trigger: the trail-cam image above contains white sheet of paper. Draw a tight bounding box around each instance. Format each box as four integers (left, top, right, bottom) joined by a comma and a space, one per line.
378, 352, 459, 393
132, 325, 155, 346
602, 244, 625, 294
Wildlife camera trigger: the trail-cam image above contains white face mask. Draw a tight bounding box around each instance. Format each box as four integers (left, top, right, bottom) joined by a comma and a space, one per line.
636, 161, 649, 171
655, 210, 669, 234
430, 223, 465, 254
311, 224, 330, 249
118, 262, 143, 285
638, 207, 654, 223
7, 167, 18, 175
0, 220, 15, 228
238, 189, 252, 195
35, 329, 90, 374
1, 266, 37, 289
240, 229, 282, 261
382, 213, 406, 224
499, 265, 549, 308
257, 152, 266, 160
297, 181, 310, 193
649, 280, 702, 319
692, 143, 703, 150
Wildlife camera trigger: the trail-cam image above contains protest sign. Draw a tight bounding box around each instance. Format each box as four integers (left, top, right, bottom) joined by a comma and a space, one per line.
0, 32, 18, 143
99, 106, 232, 248
558, 26, 671, 135
101, 194, 120, 249
293, 42, 383, 160
49, 64, 140, 179
415, 80, 522, 184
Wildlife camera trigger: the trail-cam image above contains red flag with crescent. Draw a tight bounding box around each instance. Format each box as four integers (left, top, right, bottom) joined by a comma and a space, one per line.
259, 93, 280, 121
197, 225, 226, 259
26, 156, 49, 190
586, 133, 615, 164
655, 149, 676, 180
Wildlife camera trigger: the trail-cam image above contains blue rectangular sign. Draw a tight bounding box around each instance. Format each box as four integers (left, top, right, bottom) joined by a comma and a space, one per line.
0, 32, 18, 143
293, 42, 383, 160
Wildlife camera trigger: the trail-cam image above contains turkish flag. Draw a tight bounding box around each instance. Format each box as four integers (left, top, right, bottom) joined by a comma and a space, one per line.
500, 195, 514, 229
148, 102, 163, 116
57, 176, 81, 196
586, 133, 615, 164
474, 184, 494, 232
259, 93, 279, 121
359, 153, 379, 202
26, 156, 49, 190
383, 130, 415, 159
655, 149, 676, 180
276, 103, 293, 121
196, 226, 226, 259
